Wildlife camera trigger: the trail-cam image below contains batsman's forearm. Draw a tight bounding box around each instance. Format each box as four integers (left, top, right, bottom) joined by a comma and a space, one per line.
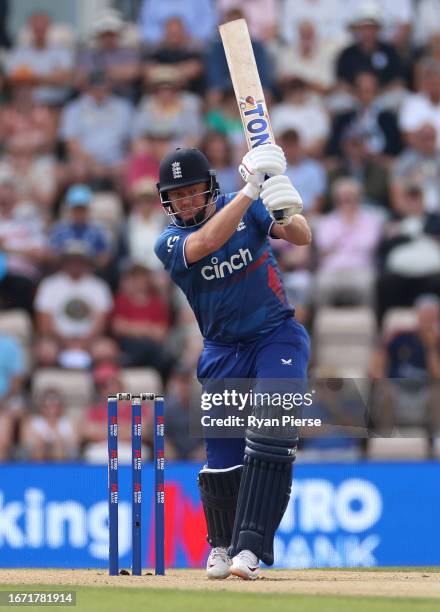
273, 214, 312, 246
188, 192, 253, 258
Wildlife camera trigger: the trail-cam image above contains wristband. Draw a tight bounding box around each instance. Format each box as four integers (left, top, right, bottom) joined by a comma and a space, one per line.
241, 182, 260, 200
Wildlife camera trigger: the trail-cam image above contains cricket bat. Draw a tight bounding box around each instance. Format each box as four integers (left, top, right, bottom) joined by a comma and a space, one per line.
219, 18, 285, 221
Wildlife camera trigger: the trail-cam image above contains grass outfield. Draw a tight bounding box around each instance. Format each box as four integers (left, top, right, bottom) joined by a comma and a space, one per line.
2, 586, 439, 612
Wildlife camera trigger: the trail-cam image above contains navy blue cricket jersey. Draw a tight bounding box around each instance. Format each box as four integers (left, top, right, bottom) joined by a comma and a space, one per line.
154, 193, 294, 345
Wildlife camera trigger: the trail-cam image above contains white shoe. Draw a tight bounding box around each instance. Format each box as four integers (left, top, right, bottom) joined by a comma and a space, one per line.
206, 547, 232, 579
230, 549, 260, 580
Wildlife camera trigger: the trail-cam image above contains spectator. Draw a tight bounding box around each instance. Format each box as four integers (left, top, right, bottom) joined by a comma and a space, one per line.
131, 66, 203, 147
274, 20, 341, 94
217, 0, 278, 42
143, 17, 205, 95
336, 3, 403, 91
399, 58, 440, 150
124, 128, 173, 191
369, 295, 440, 438
271, 78, 330, 158
60, 70, 132, 182
139, 0, 217, 45
392, 123, 440, 213
110, 262, 173, 379
123, 178, 165, 270
0, 132, 57, 214
76, 11, 140, 100
0, 170, 47, 313
327, 125, 390, 211
327, 71, 402, 158
0, 70, 57, 151
21, 389, 79, 461
5, 11, 73, 106
34, 240, 113, 369
346, 0, 413, 49
205, 89, 246, 152
49, 184, 112, 268
376, 183, 440, 321
277, 128, 326, 215
82, 363, 151, 463
164, 365, 205, 460
0, 334, 25, 460
280, 0, 347, 45
206, 8, 272, 105
313, 177, 382, 306
201, 131, 240, 194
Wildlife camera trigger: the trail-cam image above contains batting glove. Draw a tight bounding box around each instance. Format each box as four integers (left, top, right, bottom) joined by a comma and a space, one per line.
240, 144, 287, 200
261, 175, 303, 226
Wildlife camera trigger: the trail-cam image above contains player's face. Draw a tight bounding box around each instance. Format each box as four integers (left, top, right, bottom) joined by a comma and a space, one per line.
167, 182, 210, 222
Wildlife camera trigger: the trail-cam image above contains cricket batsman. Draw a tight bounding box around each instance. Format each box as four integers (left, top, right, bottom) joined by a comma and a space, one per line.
155, 144, 311, 579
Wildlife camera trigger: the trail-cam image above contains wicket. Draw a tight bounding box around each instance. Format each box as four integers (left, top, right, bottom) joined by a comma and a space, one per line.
107, 392, 165, 576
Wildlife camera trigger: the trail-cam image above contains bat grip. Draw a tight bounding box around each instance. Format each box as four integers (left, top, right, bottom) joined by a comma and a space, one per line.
264, 173, 286, 222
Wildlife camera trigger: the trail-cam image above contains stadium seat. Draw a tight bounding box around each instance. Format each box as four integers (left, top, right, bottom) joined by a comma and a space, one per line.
313, 307, 377, 377
0, 309, 33, 372
367, 429, 429, 460
122, 368, 162, 395
32, 368, 94, 414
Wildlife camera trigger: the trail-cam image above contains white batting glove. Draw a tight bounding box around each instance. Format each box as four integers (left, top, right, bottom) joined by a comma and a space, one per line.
261, 175, 303, 226
239, 144, 287, 200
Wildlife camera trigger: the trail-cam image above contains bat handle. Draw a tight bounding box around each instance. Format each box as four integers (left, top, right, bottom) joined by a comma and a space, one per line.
264, 173, 286, 222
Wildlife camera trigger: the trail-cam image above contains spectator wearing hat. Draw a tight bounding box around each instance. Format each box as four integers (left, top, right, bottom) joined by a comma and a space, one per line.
139, 0, 217, 45
131, 65, 203, 147
123, 178, 165, 271
336, 2, 403, 91
49, 184, 111, 268
59, 70, 133, 182
376, 183, 440, 321
110, 262, 173, 379
0, 66, 57, 151
34, 240, 113, 369
76, 11, 140, 101
0, 169, 48, 313
143, 17, 205, 95
327, 71, 402, 159
5, 11, 73, 106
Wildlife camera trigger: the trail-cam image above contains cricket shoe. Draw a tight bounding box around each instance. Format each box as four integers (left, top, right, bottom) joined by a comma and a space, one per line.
230, 549, 260, 580
206, 547, 232, 579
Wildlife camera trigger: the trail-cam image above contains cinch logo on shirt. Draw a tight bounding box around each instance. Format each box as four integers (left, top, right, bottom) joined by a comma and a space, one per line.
201, 248, 253, 280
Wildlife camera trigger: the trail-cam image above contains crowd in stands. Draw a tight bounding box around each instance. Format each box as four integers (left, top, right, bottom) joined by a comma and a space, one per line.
1, 0, 440, 463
